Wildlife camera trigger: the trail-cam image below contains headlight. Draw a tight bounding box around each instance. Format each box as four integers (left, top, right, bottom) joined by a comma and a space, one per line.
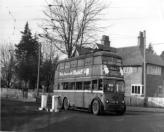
106, 99, 109, 103
122, 100, 125, 104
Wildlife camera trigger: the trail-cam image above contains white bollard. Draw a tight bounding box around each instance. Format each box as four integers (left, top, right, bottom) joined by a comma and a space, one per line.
39, 94, 48, 111
50, 95, 60, 112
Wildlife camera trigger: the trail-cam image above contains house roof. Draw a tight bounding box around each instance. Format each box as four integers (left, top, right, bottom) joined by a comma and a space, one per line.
146, 53, 164, 66
96, 43, 117, 53
75, 44, 164, 67
117, 46, 143, 66
117, 46, 164, 67
75, 46, 94, 56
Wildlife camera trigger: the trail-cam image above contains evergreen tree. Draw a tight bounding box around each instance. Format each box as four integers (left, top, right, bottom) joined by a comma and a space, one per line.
15, 22, 40, 90
160, 51, 164, 61
146, 43, 156, 54
40, 56, 58, 92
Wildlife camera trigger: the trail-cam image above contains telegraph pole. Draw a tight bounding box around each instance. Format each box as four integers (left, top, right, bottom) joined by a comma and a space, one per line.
36, 42, 41, 96
143, 30, 147, 106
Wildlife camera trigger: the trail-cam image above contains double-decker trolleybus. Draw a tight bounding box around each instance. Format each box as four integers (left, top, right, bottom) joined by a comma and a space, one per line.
54, 50, 126, 115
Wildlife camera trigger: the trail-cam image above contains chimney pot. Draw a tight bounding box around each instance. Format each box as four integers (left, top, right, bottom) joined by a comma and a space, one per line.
138, 31, 145, 54
101, 35, 110, 48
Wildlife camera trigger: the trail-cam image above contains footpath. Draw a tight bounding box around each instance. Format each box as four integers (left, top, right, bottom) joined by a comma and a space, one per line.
127, 105, 164, 113
1, 94, 164, 113
1, 95, 36, 102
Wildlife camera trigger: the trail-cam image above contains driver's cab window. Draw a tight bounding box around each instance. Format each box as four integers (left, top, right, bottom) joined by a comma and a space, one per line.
104, 80, 115, 92
116, 81, 125, 92
98, 79, 103, 90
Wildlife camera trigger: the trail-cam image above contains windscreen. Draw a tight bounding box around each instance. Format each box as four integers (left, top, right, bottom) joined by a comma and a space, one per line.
104, 79, 115, 92
104, 79, 125, 93
116, 81, 125, 92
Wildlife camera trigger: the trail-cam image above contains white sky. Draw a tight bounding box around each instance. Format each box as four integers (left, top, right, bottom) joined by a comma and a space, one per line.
0, 0, 164, 55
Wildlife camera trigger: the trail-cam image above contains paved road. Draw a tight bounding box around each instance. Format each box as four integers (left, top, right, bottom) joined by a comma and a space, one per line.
2, 99, 164, 132
17, 110, 164, 132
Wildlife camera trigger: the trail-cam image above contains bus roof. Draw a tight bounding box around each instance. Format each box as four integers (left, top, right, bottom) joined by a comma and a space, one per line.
57, 50, 122, 64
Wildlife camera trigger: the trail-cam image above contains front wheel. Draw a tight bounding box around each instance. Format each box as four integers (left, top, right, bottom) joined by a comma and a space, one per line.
92, 99, 101, 115
63, 98, 69, 110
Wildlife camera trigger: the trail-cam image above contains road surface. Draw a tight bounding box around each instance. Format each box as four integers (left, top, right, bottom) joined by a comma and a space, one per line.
1, 99, 164, 132
16, 110, 164, 132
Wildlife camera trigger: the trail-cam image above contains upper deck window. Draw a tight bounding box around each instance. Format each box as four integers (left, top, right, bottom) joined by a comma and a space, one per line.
78, 59, 84, 67
102, 56, 122, 65
85, 57, 92, 66
102, 57, 112, 64
93, 56, 101, 64
116, 58, 122, 66
71, 60, 77, 68
57, 64, 60, 71
65, 62, 70, 69
60, 63, 65, 70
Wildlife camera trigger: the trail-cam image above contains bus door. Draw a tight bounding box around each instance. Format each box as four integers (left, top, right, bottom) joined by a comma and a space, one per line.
84, 79, 103, 108
74, 82, 84, 107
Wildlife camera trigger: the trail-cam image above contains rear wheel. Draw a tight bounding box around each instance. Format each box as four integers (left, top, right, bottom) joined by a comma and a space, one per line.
92, 99, 100, 115
63, 98, 69, 110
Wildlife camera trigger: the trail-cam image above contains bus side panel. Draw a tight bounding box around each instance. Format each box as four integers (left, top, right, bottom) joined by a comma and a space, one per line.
54, 91, 75, 107
83, 92, 103, 108
63, 92, 75, 106
74, 91, 84, 107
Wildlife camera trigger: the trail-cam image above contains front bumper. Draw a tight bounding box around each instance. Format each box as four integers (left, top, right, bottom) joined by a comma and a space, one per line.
104, 103, 126, 112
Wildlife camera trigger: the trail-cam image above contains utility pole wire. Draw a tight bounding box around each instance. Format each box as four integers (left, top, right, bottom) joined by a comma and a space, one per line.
150, 43, 164, 45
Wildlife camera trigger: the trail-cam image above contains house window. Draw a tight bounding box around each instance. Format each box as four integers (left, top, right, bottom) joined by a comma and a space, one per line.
147, 65, 161, 75
131, 84, 143, 95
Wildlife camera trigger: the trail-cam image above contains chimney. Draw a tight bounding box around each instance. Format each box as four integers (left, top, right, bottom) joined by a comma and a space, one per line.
101, 35, 110, 48
138, 31, 145, 50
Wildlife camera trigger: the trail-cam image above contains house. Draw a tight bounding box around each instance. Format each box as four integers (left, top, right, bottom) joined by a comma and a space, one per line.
75, 35, 117, 56
75, 33, 164, 98
117, 32, 164, 97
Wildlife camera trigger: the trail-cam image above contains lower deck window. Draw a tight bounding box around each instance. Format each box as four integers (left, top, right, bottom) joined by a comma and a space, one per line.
84, 81, 91, 90
76, 82, 82, 90
98, 79, 103, 90
63, 82, 68, 90
92, 80, 98, 90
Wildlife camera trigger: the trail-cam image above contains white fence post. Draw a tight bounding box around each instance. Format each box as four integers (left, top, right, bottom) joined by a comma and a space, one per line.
50, 95, 61, 112
39, 94, 48, 110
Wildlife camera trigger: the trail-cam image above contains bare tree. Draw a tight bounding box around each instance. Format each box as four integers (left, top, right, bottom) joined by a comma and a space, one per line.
0, 43, 16, 88
41, 39, 58, 61
42, 0, 106, 58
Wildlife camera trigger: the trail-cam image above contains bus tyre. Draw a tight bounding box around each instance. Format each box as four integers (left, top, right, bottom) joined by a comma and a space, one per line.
92, 99, 100, 115
63, 98, 69, 110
